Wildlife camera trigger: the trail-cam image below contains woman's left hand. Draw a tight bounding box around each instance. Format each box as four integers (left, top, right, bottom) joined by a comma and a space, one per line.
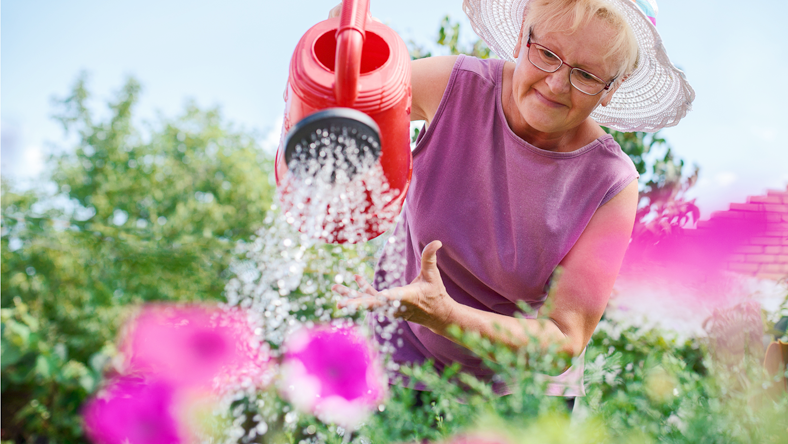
333, 240, 457, 333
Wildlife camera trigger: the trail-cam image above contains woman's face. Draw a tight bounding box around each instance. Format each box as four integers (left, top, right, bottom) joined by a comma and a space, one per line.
511, 17, 622, 136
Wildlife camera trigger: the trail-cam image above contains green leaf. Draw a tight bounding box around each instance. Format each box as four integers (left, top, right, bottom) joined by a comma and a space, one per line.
34, 354, 52, 379
0, 338, 24, 370
79, 373, 96, 392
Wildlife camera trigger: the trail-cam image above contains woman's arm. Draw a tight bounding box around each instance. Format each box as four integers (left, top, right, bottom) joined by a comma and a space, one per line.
410, 56, 458, 123
334, 180, 638, 358
539, 180, 639, 355
439, 179, 639, 356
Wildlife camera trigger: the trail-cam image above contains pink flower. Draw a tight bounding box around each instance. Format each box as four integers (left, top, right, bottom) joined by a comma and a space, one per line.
83, 377, 184, 444
280, 324, 387, 427
443, 434, 513, 444
122, 305, 268, 390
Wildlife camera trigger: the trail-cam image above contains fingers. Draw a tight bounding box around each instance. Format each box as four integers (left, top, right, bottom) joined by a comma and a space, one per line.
328, 2, 379, 22
354, 274, 378, 295
328, 3, 342, 18
332, 283, 362, 298
333, 278, 382, 312
337, 295, 384, 311
420, 240, 443, 281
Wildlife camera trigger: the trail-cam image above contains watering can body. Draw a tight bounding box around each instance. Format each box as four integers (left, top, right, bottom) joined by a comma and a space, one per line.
275, 0, 412, 243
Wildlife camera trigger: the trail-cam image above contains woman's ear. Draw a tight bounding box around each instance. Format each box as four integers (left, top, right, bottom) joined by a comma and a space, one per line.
600, 77, 625, 107
513, 21, 527, 59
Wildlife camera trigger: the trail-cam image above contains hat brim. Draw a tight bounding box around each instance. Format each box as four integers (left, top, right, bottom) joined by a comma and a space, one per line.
462, 0, 695, 132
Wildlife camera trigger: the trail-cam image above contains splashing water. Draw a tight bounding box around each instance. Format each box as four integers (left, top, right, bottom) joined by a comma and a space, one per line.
287, 125, 380, 184
279, 125, 403, 244
224, 205, 407, 360
204, 123, 418, 442
218, 194, 410, 441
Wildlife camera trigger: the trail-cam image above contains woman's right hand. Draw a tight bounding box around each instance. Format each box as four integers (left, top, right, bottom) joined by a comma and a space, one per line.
327, 0, 452, 125
328, 3, 342, 18
328, 2, 379, 22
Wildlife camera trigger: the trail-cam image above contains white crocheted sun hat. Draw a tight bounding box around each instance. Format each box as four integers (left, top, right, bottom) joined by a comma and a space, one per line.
462, 0, 695, 132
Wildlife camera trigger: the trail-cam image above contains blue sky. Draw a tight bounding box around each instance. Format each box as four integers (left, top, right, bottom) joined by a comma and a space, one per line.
3, 0, 787, 218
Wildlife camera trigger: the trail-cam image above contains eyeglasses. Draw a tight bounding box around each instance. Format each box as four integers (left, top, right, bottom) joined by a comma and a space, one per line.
526, 35, 616, 96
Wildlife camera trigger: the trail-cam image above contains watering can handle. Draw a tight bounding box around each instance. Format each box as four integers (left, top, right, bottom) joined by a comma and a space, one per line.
335, 0, 369, 106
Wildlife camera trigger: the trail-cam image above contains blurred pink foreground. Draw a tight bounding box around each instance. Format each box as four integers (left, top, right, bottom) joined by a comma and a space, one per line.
83, 305, 269, 444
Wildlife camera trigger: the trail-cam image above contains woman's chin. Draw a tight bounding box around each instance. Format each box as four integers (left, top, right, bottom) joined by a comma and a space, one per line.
520, 113, 565, 135
515, 101, 564, 133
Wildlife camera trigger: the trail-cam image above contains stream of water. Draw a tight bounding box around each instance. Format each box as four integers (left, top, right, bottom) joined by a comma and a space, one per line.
215, 131, 410, 442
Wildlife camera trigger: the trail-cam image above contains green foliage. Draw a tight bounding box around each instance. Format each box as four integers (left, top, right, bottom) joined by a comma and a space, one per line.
1, 297, 111, 440
1, 74, 274, 442
605, 130, 701, 241
409, 15, 492, 60
270, 315, 787, 444
436, 16, 493, 59
584, 319, 788, 443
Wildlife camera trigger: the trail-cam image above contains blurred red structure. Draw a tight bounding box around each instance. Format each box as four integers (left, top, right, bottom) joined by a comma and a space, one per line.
699, 186, 788, 281
622, 185, 788, 282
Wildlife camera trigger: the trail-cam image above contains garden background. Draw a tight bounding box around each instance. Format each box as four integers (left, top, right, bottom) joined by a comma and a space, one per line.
3, 0, 788, 443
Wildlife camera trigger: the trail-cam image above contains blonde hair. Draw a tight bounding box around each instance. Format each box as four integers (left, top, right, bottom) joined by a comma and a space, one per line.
522, 0, 639, 81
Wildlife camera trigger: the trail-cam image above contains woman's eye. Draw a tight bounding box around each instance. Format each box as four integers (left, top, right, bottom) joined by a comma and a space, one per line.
578, 71, 595, 81
541, 49, 557, 60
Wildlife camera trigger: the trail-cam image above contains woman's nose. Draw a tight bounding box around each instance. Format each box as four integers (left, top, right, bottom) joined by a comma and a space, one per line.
545, 66, 572, 95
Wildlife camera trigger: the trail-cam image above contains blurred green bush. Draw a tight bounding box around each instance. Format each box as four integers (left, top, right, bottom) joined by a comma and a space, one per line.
2, 75, 274, 441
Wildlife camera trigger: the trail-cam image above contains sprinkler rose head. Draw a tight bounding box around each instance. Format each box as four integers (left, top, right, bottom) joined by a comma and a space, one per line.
284, 108, 381, 182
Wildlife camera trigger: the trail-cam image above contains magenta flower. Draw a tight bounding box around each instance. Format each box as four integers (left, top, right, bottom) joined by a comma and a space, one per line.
444, 436, 512, 444
83, 377, 185, 444
280, 324, 387, 427
122, 305, 268, 390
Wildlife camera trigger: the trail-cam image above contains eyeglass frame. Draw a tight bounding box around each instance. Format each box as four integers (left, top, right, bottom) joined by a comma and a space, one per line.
525, 32, 617, 96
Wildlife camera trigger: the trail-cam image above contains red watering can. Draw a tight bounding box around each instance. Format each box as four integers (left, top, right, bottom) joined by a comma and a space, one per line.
275, 0, 412, 244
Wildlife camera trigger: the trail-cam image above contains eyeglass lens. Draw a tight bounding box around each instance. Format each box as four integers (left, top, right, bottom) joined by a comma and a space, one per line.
528, 43, 606, 95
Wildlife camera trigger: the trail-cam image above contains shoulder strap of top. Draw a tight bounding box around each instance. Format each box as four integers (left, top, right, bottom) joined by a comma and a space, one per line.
414, 56, 505, 155
454, 55, 505, 86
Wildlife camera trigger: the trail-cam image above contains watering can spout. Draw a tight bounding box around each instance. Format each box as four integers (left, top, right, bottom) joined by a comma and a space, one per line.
334, 0, 370, 106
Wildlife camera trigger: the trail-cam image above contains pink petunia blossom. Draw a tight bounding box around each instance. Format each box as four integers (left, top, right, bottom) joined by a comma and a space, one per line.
280, 324, 387, 427
82, 377, 185, 444
443, 436, 512, 444
440, 432, 515, 444
122, 304, 269, 390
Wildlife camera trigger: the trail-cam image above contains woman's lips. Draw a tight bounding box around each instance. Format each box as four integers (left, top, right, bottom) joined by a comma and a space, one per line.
533, 89, 566, 108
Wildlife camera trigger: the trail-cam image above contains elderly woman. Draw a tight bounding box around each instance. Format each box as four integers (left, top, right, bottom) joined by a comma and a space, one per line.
333, 0, 694, 404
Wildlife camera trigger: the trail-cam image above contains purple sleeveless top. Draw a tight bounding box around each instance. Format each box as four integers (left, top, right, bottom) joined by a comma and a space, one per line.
373, 55, 638, 396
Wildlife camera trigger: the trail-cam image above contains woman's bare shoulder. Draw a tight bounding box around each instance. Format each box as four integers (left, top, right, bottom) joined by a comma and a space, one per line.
411, 56, 459, 123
